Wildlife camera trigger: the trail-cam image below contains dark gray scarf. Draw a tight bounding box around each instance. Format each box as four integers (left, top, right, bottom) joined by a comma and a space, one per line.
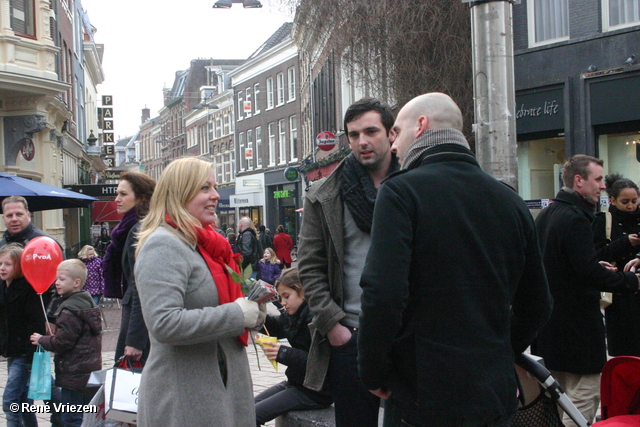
340, 153, 399, 233
402, 128, 470, 170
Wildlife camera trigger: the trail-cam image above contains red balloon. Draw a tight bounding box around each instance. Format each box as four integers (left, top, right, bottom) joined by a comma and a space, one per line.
21, 236, 63, 294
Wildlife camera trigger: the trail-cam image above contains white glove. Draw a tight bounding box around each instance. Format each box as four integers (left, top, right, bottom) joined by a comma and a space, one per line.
255, 303, 267, 329
234, 297, 260, 328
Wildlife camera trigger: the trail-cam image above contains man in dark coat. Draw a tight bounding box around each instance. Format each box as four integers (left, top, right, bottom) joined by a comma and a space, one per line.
1, 196, 62, 250
534, 154, 640, 426
358, 93, 553, 427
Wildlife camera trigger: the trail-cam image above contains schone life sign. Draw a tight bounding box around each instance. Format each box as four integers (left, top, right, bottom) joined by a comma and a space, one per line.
316, 131, 337, 151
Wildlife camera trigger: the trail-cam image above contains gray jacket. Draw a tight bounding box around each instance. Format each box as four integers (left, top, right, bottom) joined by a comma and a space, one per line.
297, 160, 347, 391
135, 226, 254, 426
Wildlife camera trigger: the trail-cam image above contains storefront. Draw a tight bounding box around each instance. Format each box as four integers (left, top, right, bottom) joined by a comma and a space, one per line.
264, 168, 302, 243
216, 186, 236, 233
231, 174, 265, 232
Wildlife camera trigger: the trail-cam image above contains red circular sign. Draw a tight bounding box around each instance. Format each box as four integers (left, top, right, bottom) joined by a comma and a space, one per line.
19, 138, 35, 161
316, 131, 337, 151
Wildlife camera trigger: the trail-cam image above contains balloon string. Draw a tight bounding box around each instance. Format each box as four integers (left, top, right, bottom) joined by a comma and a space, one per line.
39, 294, 53, 336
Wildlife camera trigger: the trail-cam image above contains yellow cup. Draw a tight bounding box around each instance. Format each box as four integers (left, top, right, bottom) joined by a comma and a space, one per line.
256, 335, 278, 372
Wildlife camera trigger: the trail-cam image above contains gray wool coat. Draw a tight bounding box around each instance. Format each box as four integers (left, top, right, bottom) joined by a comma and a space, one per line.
135, 226, 255, 427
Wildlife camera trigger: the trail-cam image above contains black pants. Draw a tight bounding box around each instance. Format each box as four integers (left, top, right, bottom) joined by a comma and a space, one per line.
328, 329, 380, 427
254, 381, 329, 425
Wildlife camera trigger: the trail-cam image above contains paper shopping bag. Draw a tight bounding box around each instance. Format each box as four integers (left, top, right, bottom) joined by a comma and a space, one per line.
28, 345, 51, 400
104, 367, 141, 424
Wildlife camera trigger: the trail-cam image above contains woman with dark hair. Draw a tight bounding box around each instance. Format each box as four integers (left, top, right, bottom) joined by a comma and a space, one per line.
273, 225, 294, 269
102, 170, 156, 363
593, 173, 640, 356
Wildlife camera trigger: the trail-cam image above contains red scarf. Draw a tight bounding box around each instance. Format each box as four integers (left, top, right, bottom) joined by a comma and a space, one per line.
166, 218, 247, 345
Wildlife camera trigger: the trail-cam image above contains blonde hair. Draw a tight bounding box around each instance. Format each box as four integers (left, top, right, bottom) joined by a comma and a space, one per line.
57, 259, 87, 287
261, 247, 280, 265
0, 243, 23, 279
77, 245, 96, 259
137, 157, 214, 254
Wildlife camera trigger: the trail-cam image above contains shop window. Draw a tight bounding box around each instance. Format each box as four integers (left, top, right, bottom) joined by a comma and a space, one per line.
603, 0, 640, 31
598, 131, 640, 187
517, 137, 566, 208
527, 0, 569, 46
10, 0, 35, 38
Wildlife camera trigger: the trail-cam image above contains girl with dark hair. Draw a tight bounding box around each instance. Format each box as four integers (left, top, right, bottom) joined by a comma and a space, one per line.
593, 173, 640, 356
102, 171, 156, 363
255, 268, 332, 425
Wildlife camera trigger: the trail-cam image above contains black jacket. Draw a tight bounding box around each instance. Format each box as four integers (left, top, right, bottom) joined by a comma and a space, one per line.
358, 144, 552, 425
262, 302, 331, 403
39, 291, 102, 391
0, 276, 46, 357
592, 205, 640, 356
534, 189, 639, 373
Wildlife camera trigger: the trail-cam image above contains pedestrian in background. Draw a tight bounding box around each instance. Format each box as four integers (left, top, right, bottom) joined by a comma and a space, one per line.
534, 155, 640, 426
259, 224, 273, 252
273, 225, 293, 270
592, 174, 640, 356
237, 217, 261, 273
357, 92, 552, 427
135, 157, 265, 427
102, 171, 156, 364
258, 248, 281, 285
78, 245, 104, 306
0, 243, 45, 427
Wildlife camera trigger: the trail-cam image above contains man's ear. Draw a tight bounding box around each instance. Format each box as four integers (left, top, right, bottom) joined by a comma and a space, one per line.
416, 116, 429, 138
574, 173, 584, 189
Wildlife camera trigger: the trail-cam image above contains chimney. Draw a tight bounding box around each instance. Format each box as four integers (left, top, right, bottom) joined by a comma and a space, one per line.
141, 108, 150, 124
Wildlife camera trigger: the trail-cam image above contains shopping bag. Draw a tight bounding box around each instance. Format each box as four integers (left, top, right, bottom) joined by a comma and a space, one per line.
104, 367, 141, 424
28, 345, 51, 400
82, 385, 133, 427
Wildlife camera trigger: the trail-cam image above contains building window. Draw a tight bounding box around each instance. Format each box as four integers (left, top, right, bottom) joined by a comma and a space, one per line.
254, 83, 261, 114
528, 0, 569, 46
289, 115, 298, 161
237, 92, 244, 121
10, 0, 35, 38
288, 67, 296, 101
278, 119, 286, 164
223, 115, 230, 135
245, 87, 252, 118
247, 129, 254, 170
215, 154, 223, 184
239, 132, 245, 171
266, 78, 274, 109
256, 126, 262, 168
604, 0, 640, 30
224, 152, 231, 183
269, 122, 276, 166
277, 73, 285, 106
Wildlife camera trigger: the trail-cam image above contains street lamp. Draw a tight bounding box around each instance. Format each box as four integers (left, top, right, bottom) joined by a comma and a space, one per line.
213, 0, 262, 8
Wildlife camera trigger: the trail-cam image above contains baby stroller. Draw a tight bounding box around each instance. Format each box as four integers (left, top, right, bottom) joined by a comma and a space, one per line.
512, 353, 590, 427
592, 356, 640, 426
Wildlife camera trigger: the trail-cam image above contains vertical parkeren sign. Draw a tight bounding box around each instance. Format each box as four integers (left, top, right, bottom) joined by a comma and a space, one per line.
101, 95, 114, 148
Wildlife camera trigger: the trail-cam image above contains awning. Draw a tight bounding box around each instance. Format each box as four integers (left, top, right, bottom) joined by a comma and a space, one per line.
305, 162, 340, 182
92, 201, 122, 223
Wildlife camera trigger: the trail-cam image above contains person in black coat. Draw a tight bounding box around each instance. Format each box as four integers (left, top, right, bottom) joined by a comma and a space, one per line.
534, 155, 640, 426
592, 174, 640, 356
254, 268, 332, 425
358, 93, 553, 427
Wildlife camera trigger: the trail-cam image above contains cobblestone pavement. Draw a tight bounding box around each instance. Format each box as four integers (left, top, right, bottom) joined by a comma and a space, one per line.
0, 300, 285, 426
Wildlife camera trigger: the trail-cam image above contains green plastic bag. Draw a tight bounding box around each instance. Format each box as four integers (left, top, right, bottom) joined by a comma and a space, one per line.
28, 345, 51, 400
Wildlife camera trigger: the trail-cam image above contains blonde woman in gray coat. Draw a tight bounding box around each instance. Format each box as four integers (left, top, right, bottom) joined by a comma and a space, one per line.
135, 158, 266, 427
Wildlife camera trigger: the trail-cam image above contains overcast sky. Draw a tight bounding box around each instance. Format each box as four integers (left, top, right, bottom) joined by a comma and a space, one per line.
81, 0, 291, 139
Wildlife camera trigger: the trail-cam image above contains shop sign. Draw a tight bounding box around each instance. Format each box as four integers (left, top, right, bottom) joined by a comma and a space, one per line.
316, 131, 337, 151
274, 190, 296, 199
284, 167, 299, 182
19, 138, 35, 161
515, 87, 564, 135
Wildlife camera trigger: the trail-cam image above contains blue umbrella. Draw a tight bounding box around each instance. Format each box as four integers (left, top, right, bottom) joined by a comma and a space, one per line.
0, 172, 98, 212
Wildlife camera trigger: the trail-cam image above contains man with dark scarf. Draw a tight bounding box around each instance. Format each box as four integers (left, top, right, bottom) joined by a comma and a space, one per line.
358, 93, 553, 427
534, 154, 640, 426
297, 98, 399, 427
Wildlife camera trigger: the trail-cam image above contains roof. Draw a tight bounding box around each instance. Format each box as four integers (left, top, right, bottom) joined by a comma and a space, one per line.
247, 22, 293, 60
